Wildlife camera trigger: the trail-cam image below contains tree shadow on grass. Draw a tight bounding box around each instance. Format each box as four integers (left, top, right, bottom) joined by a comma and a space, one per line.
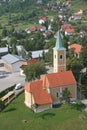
3, 108, 16, 113
41, 112, 55, 119
53, 103, 62, 108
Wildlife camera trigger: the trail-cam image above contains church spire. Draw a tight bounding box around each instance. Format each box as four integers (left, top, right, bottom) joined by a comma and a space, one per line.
54, 30, 65, 50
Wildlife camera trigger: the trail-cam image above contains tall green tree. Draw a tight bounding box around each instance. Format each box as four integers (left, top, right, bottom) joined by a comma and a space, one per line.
0, 100, 5, 111
20, 47, 27, 59
10, 37, 17, 46
24, 61, 46, 81
11, 43, 18, 55
2, 27, 8, 37
67, 57, 83, 81
80, 46, 87, 67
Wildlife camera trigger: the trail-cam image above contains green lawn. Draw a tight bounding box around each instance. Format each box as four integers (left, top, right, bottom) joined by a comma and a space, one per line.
0, 93, 87, 130
69, 0, 87, 11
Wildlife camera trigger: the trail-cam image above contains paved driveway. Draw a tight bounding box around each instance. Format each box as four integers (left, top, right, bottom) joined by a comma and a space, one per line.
0, 67, 26, 92
0, 61, 53, 92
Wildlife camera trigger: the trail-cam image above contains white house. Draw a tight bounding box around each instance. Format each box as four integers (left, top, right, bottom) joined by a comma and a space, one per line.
65, 28, 74, 35
39, 16, 47, 24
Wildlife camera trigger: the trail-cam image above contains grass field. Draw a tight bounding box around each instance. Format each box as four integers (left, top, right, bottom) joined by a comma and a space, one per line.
69, 0, 87, 11
0, 93, 87, 130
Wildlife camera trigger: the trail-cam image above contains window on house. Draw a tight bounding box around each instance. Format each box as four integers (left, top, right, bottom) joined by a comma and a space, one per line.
56, 92, 60, 97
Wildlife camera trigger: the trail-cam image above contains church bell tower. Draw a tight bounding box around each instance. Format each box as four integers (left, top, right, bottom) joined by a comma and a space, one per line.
53, 30, 66, 73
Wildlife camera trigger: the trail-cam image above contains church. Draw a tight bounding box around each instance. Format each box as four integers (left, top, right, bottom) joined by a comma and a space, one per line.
24, 31, 77, 112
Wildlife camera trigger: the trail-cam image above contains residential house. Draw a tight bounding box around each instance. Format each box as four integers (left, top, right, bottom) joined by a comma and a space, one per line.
24, 31, 77, 112
79, 30, 87, 38
43, 31, 51, 38
65, 0, 72, 6
71, 9, 83, 20
51, 6, 58, 11
65, 28, 74, 35
37, 0, 42, 4
37, 25, 46, 32
39, 16, 47, 24
71, 13, 82, 20
26, 26, 37, 33
61, 24, 74, 35
61, 24, 72, 30
68, 43, 83, 58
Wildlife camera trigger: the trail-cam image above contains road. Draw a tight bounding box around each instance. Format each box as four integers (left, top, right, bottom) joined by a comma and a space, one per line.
0, 62, 53, 92
0, 68, 26, 92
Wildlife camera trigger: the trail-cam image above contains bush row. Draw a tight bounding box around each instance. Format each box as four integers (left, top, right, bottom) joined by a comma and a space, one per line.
0, 84, 16, 98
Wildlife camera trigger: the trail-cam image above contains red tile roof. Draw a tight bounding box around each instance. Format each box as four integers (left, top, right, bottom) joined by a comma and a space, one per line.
72, 13, 82, 17
24, 58, 38, 65
66, 0, 72, 3
65, 28, 74, 33
68, 44, 83, 54
25, 71, 76, 105
20, 58, 38, 69
43, 31, 51, 36
61, 24, 74, 30
25, 80, 52, 105
37, 25, 43, 30
41, 16, 47, 21
41, 71, 76, 88
52, 6, 58, 10
29, 26, 37, 32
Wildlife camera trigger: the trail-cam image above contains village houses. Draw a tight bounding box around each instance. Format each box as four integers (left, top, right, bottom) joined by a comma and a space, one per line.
68, 43, 83, 58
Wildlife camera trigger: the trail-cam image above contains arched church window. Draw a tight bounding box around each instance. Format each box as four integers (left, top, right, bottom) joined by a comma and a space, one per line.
60, 55, 63, 59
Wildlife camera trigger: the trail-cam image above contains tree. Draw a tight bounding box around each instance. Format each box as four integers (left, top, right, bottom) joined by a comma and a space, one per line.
11, 43, 18, 55
2, 27, 8, 37
26, 51, 32, 59
24, 61, 46, 81
66, 57, 83, 81
10, 37, 17, 46
0, 100, 5, 111
62, 35, 69, 50
45, 48, 53, 63
61, 88, 71, 103
80, 46, 87, 67
42, 50, 45, 60
51, 16, 61, 32
78, 72, 87, 98
20, 47, 27, 59
42, 19, 49, 30
77, 83, 86, 99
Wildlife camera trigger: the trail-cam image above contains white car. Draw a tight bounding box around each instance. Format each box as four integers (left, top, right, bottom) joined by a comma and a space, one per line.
15, 83, 23, 90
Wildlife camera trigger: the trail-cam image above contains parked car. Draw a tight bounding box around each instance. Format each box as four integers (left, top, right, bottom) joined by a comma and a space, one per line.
15, 83, 23, 90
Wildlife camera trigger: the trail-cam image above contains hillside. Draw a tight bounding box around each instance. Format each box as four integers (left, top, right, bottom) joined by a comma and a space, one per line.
68, 0, 87, 20
0, 93, 87, 130
70, 0, 87, 11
